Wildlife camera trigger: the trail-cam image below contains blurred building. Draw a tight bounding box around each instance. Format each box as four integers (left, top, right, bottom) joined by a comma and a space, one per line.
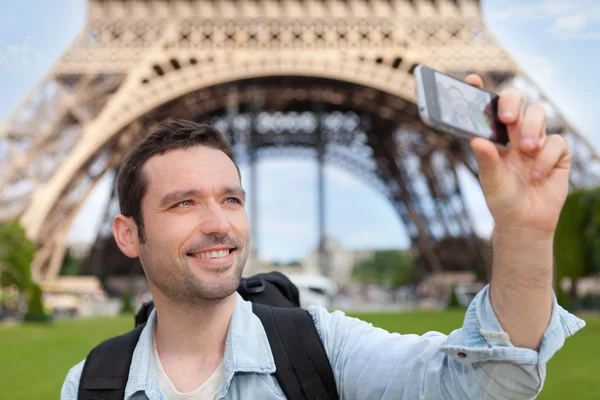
255, 238, 376, 286
301, 238, 375, 286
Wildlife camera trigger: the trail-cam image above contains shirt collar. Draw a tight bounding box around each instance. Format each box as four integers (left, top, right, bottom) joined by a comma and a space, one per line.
124, 293, 276, 399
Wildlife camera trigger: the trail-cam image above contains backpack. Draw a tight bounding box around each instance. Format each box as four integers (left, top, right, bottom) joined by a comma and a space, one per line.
77, 271, 339, 400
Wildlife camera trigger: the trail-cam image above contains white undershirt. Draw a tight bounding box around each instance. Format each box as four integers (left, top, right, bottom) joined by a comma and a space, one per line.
152, 336, 224, 400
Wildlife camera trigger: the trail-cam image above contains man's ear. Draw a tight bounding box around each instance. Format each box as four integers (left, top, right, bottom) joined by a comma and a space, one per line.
113, 214, 140, 258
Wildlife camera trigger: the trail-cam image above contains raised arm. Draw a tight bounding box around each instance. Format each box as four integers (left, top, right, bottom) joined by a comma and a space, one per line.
466, 75, 569, 350
307, 75, 585, 399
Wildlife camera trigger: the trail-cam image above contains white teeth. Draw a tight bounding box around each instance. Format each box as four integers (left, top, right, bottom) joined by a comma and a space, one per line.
191, 250, 230, 259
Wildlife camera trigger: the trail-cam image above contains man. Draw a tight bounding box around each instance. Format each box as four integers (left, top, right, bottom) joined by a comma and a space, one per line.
61, 75, 584, 399
446, 85, 486, 135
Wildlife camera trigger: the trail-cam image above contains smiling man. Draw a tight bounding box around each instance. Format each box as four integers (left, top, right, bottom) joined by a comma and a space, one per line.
128, 144, 249, 309
111, 129, 249, 397
61, 75, 585, 400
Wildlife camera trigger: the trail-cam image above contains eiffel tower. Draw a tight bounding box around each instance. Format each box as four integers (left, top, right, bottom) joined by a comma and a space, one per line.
2, 0, 599, 282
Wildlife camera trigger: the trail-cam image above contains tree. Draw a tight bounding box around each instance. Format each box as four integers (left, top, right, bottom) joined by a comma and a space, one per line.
0, 220, 36, 292
23, 282, 51, 322
554, 188, 600, 309
121, 292, 135, 314
60, 249, 83, 276
352, 250, 422, 288
447, 285, 463, 309
273, 260, 302, 267
0, 220, 49, 322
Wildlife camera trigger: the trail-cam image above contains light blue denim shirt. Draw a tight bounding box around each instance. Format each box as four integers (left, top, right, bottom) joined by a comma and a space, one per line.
61, 284, 584, 399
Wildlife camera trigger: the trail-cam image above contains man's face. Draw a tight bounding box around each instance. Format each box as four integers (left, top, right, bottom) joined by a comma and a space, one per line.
449, 89, 468, 116
136, 145, 249, 304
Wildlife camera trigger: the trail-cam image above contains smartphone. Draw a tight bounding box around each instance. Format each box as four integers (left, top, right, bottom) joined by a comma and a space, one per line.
414, 65, 509, 146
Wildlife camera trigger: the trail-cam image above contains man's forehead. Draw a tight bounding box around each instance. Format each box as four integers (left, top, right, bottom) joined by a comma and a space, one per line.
142, 147, 240, 196
144, 147, 236, 175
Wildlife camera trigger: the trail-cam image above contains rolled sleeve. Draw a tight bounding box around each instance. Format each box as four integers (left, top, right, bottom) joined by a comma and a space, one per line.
439, 284, 586, 365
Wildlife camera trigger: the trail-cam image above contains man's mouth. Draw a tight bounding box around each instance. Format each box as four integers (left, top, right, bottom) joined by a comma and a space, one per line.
187, 248, 235, 259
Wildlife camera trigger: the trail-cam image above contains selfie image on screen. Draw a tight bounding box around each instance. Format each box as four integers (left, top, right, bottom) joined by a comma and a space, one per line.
434, 72, 496, 140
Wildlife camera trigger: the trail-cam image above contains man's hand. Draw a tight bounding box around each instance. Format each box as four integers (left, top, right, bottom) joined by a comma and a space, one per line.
466, 74, 570, 350
467, 75, 570, 234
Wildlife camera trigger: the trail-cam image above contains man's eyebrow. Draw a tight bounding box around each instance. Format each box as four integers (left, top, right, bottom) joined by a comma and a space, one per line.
158, 187, 246, 208
223, 186, 246, 200
158, 189, 201, 208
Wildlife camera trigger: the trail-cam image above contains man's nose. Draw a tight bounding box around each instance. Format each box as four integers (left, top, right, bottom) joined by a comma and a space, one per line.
199, 202, 231, 235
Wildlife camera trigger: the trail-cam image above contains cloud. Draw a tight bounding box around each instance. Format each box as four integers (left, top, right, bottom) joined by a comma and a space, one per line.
488, 0, 587, 19
0, 36, 50, 67
541, 0, 580, 16
486, 10, 512, 21
486, 0, 600, 40
548, 10, 600, 40
555, 14, 588, 31
548, 25, 600, 40
513, 54, 555, 89
486, 1, 567, 21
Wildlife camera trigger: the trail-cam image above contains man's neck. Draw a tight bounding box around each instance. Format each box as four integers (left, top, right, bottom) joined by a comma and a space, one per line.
153, 292, 236, 357
151, 292, 237, 392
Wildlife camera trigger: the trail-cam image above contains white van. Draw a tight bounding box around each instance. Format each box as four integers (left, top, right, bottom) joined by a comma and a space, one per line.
287, 274, 336, 309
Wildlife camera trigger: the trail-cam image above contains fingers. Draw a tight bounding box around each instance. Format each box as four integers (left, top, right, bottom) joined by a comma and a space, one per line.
467, 77, 547, 154
520, 104, 547, 152
465, 74, 484, 89
470, 137, 503, 194
497, 88, 524, 146
530, 134, 570, 181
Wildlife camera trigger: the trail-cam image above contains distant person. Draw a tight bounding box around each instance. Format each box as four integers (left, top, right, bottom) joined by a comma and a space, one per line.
61, 74, 583, 399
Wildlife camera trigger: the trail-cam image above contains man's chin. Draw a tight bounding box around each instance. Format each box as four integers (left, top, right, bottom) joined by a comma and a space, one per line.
176, 274, 240, 303
189, 263, 243, 290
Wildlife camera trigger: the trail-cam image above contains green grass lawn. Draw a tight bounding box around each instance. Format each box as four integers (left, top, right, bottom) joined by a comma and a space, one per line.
1, 310, 598, 399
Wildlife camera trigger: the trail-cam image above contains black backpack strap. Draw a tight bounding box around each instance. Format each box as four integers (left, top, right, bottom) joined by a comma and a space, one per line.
253, 303, 339, 400
238, 272, 300, 308
78, 324, 145, 400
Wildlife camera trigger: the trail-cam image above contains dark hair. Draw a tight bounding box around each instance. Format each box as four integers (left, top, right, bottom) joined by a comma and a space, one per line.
116, 119, 238, 242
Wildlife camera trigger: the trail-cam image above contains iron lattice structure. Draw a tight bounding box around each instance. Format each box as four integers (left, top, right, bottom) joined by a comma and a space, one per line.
2, 0, 599, 281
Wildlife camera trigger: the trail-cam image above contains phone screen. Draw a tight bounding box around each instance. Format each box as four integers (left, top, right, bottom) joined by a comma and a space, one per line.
433, 71, 499, 141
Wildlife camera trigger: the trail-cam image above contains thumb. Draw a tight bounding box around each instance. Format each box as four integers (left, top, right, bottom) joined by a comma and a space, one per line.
470, 138, 504, 195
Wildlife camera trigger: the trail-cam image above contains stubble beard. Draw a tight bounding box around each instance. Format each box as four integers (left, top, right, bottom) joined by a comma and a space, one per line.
141, 240, 249, 309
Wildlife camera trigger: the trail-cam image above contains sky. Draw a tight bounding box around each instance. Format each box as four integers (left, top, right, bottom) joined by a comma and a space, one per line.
1, 0, 598, 262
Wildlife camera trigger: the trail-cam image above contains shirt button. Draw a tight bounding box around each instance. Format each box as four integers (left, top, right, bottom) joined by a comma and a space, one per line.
457, 352, 467, 358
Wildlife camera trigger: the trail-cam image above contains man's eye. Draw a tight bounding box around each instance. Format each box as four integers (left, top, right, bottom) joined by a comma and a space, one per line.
225, 197, 240, 204
177, 200, 193, 207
